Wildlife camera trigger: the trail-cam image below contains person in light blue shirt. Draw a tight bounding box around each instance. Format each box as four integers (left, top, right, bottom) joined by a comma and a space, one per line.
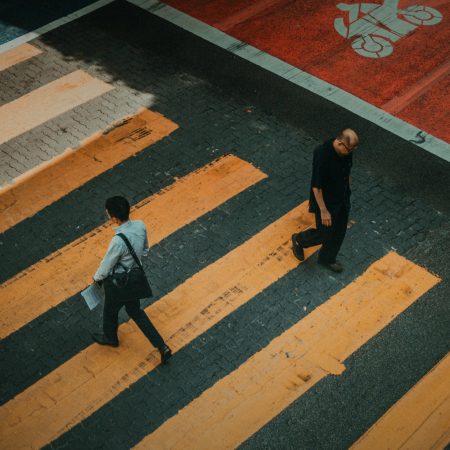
92, 196, 171, 365
93, 218, 149, 281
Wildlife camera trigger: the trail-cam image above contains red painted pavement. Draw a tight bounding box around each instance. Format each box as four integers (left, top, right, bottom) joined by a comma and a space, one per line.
163, 0, 450, 143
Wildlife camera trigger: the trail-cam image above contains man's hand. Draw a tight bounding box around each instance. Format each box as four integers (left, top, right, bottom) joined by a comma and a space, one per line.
312, 188, 332, 227
320, 209, 332, 227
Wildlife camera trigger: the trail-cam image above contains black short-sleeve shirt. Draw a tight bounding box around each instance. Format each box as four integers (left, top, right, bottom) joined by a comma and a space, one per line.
309, 139, 352, 213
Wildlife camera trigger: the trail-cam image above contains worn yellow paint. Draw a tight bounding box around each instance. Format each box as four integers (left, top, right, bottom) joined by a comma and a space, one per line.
0, 43, 42, 71
0, 202, 316, 450
0, 108, 178, 232
134, 252, 440, 450
0, 155, 267, 339
351, 352, 450, 450
0, 70, 112, 146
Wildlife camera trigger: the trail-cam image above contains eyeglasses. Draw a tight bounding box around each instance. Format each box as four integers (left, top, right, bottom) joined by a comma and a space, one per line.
339, 140, 358, 152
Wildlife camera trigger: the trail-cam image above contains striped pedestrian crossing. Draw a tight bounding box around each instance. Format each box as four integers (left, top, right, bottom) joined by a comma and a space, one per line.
351, 352, 450, 450
0, 28, 446, 449
0, 154, 267, 339
0, 43, 42, 72
1, 153, 444, 448
0, 69, 112, 146
133, 252, 440, 450
0, 107, 178, 232
0, 202, 315, 449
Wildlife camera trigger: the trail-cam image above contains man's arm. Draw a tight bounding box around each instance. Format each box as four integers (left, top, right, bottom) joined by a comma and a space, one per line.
93, 237, 124, 282
310, 149, 331, 227
312, 187, 332, 226
143, 225, 150, 257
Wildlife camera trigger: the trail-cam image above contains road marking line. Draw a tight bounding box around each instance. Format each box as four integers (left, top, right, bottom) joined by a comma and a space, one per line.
351, 352, 450, 450
0, 155, 267, 339
0, 108, 178, 232
1, 0, 446, 160
0, 70, 113, 146
213, 0, 285, 31
0, 43, 42, 71
0, 0, 116, 54
127, 0, 450, 162
0, 202, 316, 449
134, 252, 440, 450
383, 60, 450, 114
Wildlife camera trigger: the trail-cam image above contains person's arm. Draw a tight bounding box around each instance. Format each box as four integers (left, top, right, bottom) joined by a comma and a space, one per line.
93, 237, 124, 282
310, 149, 332, 227
142, 223, 150, 257
312, 187, 332, 226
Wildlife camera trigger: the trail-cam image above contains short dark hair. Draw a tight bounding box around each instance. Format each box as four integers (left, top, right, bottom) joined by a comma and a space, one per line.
105, 196, 130, 221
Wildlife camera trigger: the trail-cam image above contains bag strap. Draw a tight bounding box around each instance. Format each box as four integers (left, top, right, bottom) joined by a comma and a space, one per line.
116, 233, 144, 271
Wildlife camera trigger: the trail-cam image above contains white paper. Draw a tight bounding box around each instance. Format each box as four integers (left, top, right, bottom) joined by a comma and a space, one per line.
81, 284, 104, 310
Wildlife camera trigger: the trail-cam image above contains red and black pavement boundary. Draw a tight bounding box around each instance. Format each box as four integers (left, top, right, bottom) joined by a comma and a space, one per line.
1, 2, 449, 449
88, 1, 450, 212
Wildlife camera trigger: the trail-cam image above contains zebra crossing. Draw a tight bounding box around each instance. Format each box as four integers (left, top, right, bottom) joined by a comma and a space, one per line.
0, 70, 112, 147
0, 34, 448, 450
0, 107, 178, 232
134, 253, 439, 449
0, 154, 265, 338
351, 352, 450, 449
0, 43, 42, 72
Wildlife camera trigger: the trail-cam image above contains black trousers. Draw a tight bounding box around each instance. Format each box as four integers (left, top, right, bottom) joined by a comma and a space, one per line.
103, 296, 165, 350
297, 206, 349, 264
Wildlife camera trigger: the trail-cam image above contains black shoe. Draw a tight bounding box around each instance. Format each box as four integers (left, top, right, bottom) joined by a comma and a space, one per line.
318, 260, 343, 273
291, 234, 305, 261
160, 345, 172, 365
92, 333, 119, 347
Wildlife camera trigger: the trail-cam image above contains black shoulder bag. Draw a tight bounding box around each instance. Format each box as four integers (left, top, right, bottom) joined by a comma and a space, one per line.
103, 233, 153, 302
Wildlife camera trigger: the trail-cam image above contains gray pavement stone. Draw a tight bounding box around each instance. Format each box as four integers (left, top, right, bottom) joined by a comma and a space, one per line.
0, 40, 160, 186
1, 2, 449, 449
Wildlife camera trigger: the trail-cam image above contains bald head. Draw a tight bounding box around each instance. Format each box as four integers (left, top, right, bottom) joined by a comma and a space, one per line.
338, 128, 359, 146
334, 128, 359, 155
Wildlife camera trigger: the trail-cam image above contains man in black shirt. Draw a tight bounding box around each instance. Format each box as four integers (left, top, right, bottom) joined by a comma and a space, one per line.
292, 129, 359, 272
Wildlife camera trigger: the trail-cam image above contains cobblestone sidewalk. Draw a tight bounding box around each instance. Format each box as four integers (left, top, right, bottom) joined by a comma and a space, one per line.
0, 2, 449, 449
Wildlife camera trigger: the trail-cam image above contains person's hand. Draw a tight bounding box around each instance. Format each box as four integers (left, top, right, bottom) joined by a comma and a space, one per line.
320, 209, 332, 227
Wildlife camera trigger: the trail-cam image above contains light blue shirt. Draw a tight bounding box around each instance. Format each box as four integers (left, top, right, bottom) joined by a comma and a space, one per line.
94, 220, 149, 281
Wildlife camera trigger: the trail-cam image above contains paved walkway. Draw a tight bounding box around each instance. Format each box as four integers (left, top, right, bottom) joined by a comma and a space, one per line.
0, 1, 449, 449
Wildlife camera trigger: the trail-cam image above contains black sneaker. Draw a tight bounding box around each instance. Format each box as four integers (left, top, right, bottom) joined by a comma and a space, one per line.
160, 346, 172, 365
92, 333, 119, 347
291, 234, 305, 261
318, 260, 343, 273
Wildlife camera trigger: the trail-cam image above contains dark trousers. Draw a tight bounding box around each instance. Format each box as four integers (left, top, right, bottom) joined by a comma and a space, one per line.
297, 206, 349, 264
103, 296, 165, 350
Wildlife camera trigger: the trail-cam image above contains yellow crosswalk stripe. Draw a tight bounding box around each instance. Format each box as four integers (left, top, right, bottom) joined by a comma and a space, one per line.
0, 202, 316, 449
0, 43, 42, 72
351, 352, 450, 450
134, 252, 440, 450
0, 154, 267, 339
0, 69, 112, 146
0, 107, 178, 232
